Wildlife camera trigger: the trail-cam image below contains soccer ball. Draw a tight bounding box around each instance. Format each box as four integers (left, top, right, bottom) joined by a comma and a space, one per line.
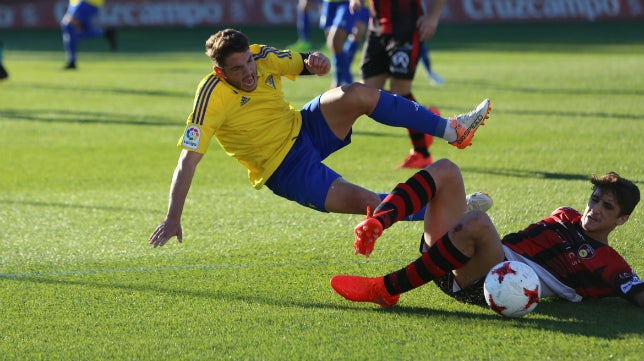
483, 261, 541, 318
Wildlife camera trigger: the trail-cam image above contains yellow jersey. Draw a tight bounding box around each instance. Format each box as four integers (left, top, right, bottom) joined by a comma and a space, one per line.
70, 0, 105, 7
179, 45, 305, 189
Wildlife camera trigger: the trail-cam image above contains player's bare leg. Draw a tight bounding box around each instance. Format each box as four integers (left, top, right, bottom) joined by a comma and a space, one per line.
354, 159, 468, 257
440, 211, 505, 289
324, 178, 382, 214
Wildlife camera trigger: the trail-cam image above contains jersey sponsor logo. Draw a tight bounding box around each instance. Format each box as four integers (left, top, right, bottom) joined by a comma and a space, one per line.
182, 125, 201, 149
577, 244, 595, 259
265, 75, 276, 89
620, 275, 643, 294
240, 96, 251, 106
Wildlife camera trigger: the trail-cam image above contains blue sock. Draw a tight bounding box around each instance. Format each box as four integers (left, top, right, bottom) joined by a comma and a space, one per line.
343, 39, 359, 64
298, 10, 310, 42
370, 91, 447, 137
62, 23, 79, 62
333, 52, 351, 85
420, 43, 431, 73
378, 193, 426, 221
341, 49, 353, 84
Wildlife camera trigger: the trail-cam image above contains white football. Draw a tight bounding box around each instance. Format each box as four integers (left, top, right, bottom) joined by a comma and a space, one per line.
484, 261, 541, 318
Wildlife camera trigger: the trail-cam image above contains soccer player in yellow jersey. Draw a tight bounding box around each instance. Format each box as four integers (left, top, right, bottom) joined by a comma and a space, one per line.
148, 28, 491, 248
61, 0, 116, 69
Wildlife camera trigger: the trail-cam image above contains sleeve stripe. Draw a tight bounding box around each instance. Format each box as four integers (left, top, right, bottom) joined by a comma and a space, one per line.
253, 45, 292, 60
191, 75, 219, 125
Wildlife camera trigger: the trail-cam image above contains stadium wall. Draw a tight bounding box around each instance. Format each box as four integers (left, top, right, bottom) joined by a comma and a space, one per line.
1, 0, 643, 29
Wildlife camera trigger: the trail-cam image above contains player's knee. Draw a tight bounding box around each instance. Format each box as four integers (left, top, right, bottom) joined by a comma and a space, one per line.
462, 210, 494, 236
341, 82, 378, 109
428, 158, 459, 173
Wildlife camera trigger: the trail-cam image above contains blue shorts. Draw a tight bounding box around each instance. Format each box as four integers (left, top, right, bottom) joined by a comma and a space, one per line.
355, 7, 370, 25
65, 1, 99, 29
265, 95, 352, 212
320, 1, 356, 32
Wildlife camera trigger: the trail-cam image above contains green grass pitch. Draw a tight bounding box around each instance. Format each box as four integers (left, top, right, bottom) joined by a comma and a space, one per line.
0, 21, 643, 360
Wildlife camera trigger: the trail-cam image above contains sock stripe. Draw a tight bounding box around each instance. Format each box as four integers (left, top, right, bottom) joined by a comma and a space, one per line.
383, 233, 471, 296
427, 243, 457, 273
416, 253, 446, 283
405, 263, 424, 288
407, 176, 430, 208
438, 233, 470, 266
374, 170, 436, 228
392, 183, 421, 218
416, 170, 437, 198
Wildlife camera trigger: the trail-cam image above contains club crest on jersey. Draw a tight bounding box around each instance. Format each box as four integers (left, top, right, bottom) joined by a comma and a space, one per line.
240, 96, 251, 106
577, 244, 595, 259
182, 125, 201, 149
265, 75, 276, 89
390, 47, 411, 74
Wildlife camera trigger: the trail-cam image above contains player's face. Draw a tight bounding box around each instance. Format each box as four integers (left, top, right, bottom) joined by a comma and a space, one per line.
581, 188, 628, 241
217, 50, 258, 92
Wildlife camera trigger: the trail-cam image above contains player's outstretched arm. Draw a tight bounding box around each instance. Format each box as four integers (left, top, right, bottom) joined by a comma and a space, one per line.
149, 149, 203, 248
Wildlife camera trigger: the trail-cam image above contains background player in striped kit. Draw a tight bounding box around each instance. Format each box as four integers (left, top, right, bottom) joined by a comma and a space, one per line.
352, 0, 447, 168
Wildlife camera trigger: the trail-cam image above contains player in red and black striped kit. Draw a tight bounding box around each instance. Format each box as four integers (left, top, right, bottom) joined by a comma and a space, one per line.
331, 159, 644, 308
501, 206, 639, 301
351, 0, 448, 168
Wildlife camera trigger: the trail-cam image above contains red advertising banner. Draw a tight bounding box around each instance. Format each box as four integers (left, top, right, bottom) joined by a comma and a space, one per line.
1, 0, 643, 29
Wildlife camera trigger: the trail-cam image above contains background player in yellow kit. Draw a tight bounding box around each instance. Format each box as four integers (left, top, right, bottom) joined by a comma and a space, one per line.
148, 28, 490, 248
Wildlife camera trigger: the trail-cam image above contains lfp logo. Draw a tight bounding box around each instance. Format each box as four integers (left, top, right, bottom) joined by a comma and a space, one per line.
182, 125, 201, 149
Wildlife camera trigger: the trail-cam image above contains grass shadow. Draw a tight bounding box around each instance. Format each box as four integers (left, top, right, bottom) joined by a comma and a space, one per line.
3, 272, 642, 340
0, 108, 179, 126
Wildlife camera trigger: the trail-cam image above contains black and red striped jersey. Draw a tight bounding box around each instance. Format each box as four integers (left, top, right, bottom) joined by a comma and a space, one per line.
502, 207, 643, 305
368, 0, 424, 35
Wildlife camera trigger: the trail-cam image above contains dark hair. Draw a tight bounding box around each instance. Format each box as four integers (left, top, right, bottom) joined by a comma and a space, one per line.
205, 29, 250, 68
591, 172, 640, 216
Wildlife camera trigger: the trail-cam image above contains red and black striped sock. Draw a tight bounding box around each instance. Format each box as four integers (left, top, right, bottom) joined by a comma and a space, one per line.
372, 169, 436, 229
383, 233, 470, 295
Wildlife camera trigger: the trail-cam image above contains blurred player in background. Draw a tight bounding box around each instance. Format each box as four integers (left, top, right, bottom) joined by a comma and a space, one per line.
0, 41, 8, 80
147, 28, 491, 248
419, 42, 444, 86
321, 0, 370, 87
332, 162, 644, 309
61, 0, 116, 69
352, 0, 447, 168
288, 0, 320, 52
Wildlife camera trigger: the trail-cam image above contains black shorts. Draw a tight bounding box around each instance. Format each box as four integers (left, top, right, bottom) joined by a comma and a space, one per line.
361, 30, 421, 80
434, 272, 487, 306
417, 235, 487, 306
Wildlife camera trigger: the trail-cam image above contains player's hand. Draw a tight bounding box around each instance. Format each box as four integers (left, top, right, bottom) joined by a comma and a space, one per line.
417, 15, 439, 41
304, 52, 331, 76
349, 0, 363, 14
148, 219, 183, 248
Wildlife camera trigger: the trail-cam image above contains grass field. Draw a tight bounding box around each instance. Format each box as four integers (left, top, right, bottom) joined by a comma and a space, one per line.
1, 21, 643, 360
